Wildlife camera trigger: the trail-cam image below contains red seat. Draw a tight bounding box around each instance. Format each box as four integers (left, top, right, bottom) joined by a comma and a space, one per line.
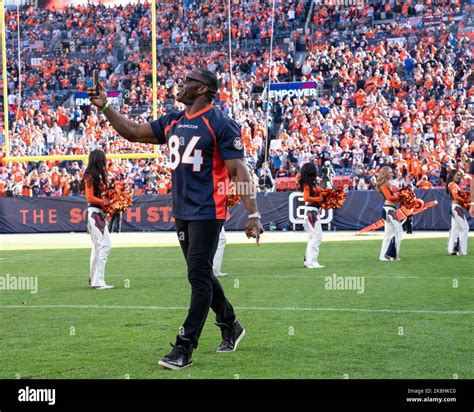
286, 177, 297, 190
275, 177, 298, 191
333, 176, 350, 188
276, 178, 287, 191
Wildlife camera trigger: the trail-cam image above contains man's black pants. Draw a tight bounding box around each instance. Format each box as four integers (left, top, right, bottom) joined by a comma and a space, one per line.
175, 219, 236, 349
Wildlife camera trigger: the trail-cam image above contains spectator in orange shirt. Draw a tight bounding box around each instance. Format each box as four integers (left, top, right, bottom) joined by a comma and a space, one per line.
416, 175, 433, 190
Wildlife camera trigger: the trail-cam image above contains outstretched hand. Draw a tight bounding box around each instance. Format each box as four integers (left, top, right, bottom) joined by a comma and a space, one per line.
245, 218, 264, 246
87, 82, 107, 109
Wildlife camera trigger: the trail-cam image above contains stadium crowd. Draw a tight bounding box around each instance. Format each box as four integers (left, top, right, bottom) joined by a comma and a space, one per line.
0, 0, 472, 197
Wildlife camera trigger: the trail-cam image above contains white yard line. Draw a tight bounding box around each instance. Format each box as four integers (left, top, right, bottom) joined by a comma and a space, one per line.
0, 304, 472, 315
1, 273, 473, 280
2, 231, 471, 251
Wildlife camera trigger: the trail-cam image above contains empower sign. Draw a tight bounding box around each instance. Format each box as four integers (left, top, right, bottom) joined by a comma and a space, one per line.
74, 91, 121, 107
263, 82, 318, 101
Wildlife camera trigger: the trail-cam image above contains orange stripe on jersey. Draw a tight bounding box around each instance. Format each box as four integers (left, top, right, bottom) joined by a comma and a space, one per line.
185, 104, 213, 120
164, 117, 183, 137
202, 115, 227, 220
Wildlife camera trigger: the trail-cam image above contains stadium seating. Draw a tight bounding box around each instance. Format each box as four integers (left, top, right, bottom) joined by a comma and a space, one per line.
275, 177, 298, 191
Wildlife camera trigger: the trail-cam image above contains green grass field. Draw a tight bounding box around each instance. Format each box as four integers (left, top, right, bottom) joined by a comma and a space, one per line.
0, 238, 472, 379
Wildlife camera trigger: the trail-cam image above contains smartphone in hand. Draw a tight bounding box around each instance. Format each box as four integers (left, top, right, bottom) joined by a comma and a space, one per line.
92, 69, 99, 93
87, 70, 99, 92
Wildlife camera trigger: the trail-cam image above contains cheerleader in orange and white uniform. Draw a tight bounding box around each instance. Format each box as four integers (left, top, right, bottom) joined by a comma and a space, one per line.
446, 169, 469, 256
376, 166, 403, 261
299, 162, 325, 269
81, 149, 114, 289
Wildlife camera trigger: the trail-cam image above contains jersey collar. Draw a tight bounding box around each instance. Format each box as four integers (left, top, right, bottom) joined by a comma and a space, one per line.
185, 104, 213, 120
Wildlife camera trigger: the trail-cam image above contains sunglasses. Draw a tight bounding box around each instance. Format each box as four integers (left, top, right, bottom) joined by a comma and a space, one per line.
184, 76, 209, 88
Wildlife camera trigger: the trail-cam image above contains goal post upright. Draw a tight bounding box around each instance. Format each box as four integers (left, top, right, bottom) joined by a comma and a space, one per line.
151, 0, 158, 158
2, 0, 160, 164
0, 0, 10, 160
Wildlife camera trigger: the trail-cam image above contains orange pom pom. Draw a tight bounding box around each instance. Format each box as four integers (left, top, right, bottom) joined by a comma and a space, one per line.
320, 187, 347, 210
227, 183, 241, 209
398, 187, 417, 209
103, 188, 133, 218
459, 190, 471, 210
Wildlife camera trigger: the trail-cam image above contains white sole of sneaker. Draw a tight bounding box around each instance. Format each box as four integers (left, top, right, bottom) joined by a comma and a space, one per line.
217, 328, 246, 353
233, 328, 246, 351
158, 360, 192, 370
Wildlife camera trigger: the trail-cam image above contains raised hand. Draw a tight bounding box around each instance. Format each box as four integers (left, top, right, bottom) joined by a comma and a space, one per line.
87, 81, 107, 109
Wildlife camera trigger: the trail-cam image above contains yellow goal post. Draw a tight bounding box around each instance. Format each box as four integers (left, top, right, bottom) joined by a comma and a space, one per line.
1, 0, 159, 163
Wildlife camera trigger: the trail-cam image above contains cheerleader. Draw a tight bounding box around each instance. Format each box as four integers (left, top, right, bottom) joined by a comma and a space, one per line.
446, 169, 469, 256
299, 162, 325, 269
81, 149, 114, 289
376, 166, 403, 261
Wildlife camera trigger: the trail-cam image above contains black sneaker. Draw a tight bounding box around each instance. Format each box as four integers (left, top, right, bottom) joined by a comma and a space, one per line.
216, 320, 246, 353
158, 344, 193, 370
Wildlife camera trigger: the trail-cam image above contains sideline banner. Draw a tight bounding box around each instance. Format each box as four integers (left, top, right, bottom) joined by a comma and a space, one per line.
0, 190, 472, 233
0, 193, 291, 233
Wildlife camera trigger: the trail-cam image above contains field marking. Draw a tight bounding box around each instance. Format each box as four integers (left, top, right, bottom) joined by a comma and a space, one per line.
0, 304, 472, 315
0, 256, 389, 261
3, 232, 472, 252
1, 273, 473, 280
5, 252, 472, 260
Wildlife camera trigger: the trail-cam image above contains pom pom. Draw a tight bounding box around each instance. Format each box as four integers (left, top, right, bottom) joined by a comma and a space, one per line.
459, 190, 471, 210
320, 187, 347, 210
398, 187, 418, 209
103, 188, 133, 218
227, 183, 241, 209
227, 193, 241, 209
